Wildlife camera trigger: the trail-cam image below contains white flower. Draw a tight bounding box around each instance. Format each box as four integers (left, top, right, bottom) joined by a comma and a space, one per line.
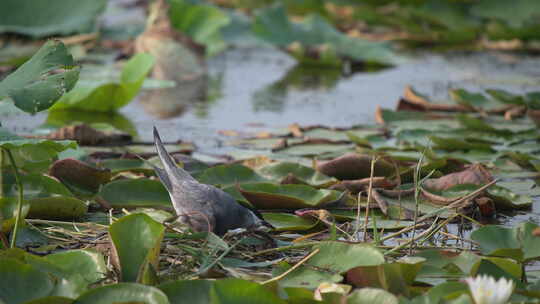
465, 275, 514, 304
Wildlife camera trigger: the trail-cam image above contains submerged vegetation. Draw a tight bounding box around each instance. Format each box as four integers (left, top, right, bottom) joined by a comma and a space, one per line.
0, 0, 539, 303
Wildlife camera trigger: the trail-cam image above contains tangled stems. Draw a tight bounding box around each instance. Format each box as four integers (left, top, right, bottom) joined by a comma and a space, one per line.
3, 148, 24, 248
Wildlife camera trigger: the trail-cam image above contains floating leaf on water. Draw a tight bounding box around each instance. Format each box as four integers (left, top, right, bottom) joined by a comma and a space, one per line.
43, 249, 107, 286
0, 40, 80, 114
0, 127, 77, 157
0, 258, 54, 304
346, 288, 398, 304
49, 158, 111, 194
98, 179, 172, 209
50, 53, 155, 112
109, 213, 165, 283
196, 163, 269, 187
253, 5, 402, 66
423, 164, 493, 191
0, 0, 106, 37
159, 279, 213, 304
317, 153, 394, 180
262, 213, 319, 231
75, 283, 169, 304
167, 0, 230, 57
239, 183, 342, 209
257, 161, 337, 187
26, 196, 87, 220
2, 173, 73, 199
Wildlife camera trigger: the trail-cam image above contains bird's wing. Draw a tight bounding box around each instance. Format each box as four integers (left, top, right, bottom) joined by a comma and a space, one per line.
153, 166, 173, 192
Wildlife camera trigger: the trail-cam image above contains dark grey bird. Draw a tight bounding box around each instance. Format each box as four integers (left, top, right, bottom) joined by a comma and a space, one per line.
152, 127, 264, 235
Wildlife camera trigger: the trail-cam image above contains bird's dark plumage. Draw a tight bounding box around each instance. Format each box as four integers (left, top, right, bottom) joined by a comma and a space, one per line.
152, 127, 262, 235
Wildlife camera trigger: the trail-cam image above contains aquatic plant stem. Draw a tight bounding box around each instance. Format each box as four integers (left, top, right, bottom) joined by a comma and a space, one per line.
409, 152, 424, 254
4, 148, 24, 248
363, 155, 378, 242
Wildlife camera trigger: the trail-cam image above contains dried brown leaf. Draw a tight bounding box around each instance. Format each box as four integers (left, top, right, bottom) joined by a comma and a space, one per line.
317, 153, 394, 180
423, 164, 493, 192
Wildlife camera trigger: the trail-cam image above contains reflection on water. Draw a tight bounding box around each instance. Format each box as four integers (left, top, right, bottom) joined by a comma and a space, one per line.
140, 77, 207, 118
252, 65, 343, 112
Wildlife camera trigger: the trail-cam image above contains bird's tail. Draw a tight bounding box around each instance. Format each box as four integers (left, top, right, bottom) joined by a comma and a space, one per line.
153, 126, 194, 182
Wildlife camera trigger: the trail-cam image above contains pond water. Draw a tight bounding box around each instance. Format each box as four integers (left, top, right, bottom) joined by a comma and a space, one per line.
2, 47, 540, 228
124, 48, 540, 148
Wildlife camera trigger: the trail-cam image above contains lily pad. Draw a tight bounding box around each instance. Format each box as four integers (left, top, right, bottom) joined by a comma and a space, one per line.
272, 242, 384, 289
98, 179, 172, 209
239, 183, 342, 209
49, 158, 112, 194
253, 5, 400, 65
159, 280, 213, 304
262, 213, 319, 231
196, 164, 268, 187
346, 288, 398, 304
0, 0, 106, 37
210, 279, 285, 304
471, 222, 540, 262
109, 213, 165, 283
2, 173, 73, 199
257, 162, 336, 187
0, 127, 77, 158
43, 250, 107, 285
0, 258, 54, 304
311, 242, 385, 273
168, 0, 230, 56
50, 53, 155, 112
100, 159, 154, 174
0, 40, 79, 114
75, 283, 169, 304
27, 196, 88, 220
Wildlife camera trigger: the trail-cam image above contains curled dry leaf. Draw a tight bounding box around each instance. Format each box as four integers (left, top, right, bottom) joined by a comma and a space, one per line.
295, 209, 333, 222
400, 86, 469, 112
272, 138, 288, 150
420, 188, 457, 206
370, 189, 388, 215
330, 177, 395, 193
288, 123, 304, 137
504, 105, 526, 120
49, 158, 112, 193
317, 153, 394, 180
29, 123, 131, 145
423, 164, 493, 192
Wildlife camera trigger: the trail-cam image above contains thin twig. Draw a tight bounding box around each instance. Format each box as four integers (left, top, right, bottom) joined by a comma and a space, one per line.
380, 222, 428, 243
416, 179, 498, 223
385, 218, 440, 255
261, 248, 320, 285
